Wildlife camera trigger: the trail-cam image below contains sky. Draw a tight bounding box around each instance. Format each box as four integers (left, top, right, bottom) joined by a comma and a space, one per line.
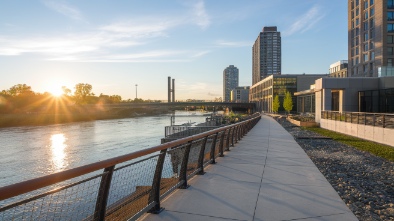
0, 0, 348, 100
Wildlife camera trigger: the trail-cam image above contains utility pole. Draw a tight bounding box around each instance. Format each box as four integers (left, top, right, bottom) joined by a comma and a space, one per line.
135, 84, 138, 99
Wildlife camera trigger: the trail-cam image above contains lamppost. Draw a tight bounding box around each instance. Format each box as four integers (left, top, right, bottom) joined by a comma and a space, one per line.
135, 84, 138, 99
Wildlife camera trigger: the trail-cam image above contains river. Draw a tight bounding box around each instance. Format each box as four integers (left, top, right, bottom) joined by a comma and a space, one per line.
0, 111, 209, 187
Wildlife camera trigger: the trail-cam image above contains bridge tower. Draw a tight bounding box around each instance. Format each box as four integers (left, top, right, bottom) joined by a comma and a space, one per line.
168, 76, 175, 102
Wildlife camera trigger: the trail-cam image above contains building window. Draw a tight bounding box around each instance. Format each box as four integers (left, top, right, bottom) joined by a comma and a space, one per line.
370, 29, 375, 38
364, 22, 368, 30
389, 0, 394, 9
356, 18, 359, 26
364, 33, 369, 40
370, 41, 374, 49
388, 35, 394, 44
356, 47, 359, 55
365, 11, 368, 19
388, 23, 394, 32
370, 18, 374, 27
364, 43, 369, 51
371, 51, 375, 60
356, 0, 359, 6
389, 12, 394, 21
370, 0, 374, 5
364, 54, 369, 62
389, 47, 394, 55
370, 7, 374, 16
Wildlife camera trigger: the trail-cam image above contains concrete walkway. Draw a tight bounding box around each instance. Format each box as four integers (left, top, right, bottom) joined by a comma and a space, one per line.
142, 115, 358, 221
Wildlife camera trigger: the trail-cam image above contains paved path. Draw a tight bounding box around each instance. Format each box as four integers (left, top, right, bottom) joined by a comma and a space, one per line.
142, 115, 358, 221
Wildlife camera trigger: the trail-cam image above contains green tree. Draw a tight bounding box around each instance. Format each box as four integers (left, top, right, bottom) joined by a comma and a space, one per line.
7, 84, 33, 96
74, 83, 93, 104
272, 95, 280, 113
62, 86, 72, 96
283, 91, 293, 115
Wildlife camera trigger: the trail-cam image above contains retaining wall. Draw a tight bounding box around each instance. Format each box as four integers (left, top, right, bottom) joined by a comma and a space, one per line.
320, 119, 394, 147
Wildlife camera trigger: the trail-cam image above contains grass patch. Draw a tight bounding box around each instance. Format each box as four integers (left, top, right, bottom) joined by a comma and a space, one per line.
303, 127, 394, 162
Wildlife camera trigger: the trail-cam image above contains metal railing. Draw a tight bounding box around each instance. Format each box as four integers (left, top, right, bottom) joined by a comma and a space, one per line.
0, 114, 261, 221
321, 111, 394, 129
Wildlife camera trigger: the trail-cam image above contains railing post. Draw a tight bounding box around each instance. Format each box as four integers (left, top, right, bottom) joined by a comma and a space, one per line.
383, 114, 386, 128
197, 137, 208, 175
357, 113, 359, 124
351, 113, 353, 124
219, 131, 225, 157
373, 114, 376, 127
231, 127, 235, 147
148, 149, 167, 214
225, 128, 231, 151
364, 113, 367, 125
210, 133, 218, 164
94, 165, 115, 221
179, 141, 192, 189
237, 125, 242, 141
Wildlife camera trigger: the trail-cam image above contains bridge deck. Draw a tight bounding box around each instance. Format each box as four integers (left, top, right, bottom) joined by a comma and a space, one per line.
141, 115, 358, 221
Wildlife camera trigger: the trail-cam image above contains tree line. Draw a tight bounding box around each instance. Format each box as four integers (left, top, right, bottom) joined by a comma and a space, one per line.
0, 83, 150, 114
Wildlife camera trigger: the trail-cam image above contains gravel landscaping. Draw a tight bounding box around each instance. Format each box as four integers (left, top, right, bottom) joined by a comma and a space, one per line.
275, 117, 394, 221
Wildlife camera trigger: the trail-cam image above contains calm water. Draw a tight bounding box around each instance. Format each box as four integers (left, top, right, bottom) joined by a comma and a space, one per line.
0, 111, 208, 187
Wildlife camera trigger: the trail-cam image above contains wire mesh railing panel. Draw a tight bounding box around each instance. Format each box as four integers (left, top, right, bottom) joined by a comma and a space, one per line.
203, 135, 216, 165
345, 113, 352, 122
365, 114, 375, 126
351, 114, 358, 124
186, 140, 203, 177
385, 115, 394, 128
104, 156, 158, 221
223, 130, 230, 151
159, 147, 185, 196
0, 175, 102, 221
214, 133, 221, 158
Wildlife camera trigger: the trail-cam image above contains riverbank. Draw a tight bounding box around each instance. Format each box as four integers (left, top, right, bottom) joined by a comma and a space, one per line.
0, 107, 170, 128
276, 117, 394, 221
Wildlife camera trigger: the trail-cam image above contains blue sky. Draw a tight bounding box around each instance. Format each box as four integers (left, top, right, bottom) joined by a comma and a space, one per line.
0, 0, 347, 100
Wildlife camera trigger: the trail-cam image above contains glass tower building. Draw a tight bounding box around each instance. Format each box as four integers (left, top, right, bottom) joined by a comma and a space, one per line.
252, 26, 281, 85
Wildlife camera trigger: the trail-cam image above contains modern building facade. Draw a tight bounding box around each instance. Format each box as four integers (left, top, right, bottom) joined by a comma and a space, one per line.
223, 65, 239, 102
329, 60, 348, 78
249, 74, 325, 113
230, 86, 250, 103
348, 0, 394, 77
252, 26, 281, 85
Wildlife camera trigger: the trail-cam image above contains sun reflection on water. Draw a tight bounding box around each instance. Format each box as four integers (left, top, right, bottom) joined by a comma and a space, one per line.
50, 133, 67, 172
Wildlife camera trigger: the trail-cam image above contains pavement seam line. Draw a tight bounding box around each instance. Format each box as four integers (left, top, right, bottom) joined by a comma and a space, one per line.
252, 118, 270, 220
164, 210, 247, 221
279, 212, 348, 221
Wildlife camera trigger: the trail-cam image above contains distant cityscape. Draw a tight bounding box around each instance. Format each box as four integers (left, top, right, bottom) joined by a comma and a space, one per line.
223, 0, 394, 116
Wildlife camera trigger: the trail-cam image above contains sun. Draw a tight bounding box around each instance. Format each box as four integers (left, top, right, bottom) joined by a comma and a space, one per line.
47, 85, 64, 97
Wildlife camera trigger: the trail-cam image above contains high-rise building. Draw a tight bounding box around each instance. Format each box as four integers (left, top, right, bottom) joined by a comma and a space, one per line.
348, 0, 392, 77
223, 65, 239, 102
252, 26, 281, 85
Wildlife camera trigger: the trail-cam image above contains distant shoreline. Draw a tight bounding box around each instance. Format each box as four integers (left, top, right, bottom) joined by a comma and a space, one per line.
0, 108, 170, 128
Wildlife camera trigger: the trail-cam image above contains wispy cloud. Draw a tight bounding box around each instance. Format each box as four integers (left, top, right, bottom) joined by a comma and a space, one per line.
0, 6, 213, 62
43, 0, 86, 22
191, 0, 211, 29
283, 5, 325, 36
215, 40, 251, 47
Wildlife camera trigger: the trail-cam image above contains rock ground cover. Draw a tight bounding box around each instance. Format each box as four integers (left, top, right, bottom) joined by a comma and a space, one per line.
275, 117, 394, 221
